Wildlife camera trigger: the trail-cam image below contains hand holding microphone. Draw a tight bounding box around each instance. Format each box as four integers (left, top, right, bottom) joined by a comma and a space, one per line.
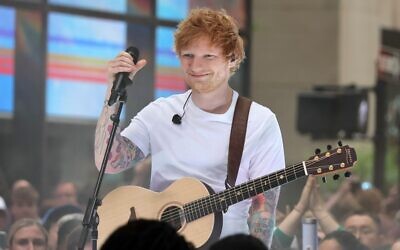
107, 47, 147, 106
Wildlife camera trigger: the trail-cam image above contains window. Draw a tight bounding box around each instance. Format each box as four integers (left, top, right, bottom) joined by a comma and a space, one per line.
155, 27, 185, 98
0, 6, 15, 115
156, 0, 188, 21
46, 13, 126, 119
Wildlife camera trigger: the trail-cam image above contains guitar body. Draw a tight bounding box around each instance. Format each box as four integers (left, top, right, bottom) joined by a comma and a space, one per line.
98, 177, 222, 249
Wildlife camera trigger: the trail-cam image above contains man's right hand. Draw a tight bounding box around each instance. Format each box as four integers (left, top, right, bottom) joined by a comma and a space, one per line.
106, 51, 147, 95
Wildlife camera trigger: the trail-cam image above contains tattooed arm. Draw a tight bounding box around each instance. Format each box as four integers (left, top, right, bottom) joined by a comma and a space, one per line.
94, 103, 145, 173
248, 187, 280, 248
94, 51, 147, 173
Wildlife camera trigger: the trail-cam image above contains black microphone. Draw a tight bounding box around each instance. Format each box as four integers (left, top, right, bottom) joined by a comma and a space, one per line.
172, 92, 192, 125
107, 46, 139, 106
172, 114, 182, 125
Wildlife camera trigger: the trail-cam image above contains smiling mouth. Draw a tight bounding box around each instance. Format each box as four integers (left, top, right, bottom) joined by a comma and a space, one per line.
189, 73, 209, 77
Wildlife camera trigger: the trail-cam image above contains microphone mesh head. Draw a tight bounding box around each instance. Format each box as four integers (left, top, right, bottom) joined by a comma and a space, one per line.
126, 46, 139, 64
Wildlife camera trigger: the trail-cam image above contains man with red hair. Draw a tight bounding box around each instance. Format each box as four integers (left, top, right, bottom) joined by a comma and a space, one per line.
95, 8, 285, 248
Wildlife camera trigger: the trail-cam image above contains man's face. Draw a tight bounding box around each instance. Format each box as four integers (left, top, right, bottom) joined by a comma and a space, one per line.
344, 214, 381, 249
54, 183, 78, 206
11, 200, 38, 221
10, 225, 46, 250
179, 36, 234, 94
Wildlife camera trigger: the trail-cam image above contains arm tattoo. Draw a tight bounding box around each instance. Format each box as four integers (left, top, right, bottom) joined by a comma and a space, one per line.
94, 105, 145, 172
108, 136, 145, 170
249, 187, 280, 248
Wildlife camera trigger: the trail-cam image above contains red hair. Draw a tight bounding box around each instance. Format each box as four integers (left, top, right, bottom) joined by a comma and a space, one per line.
174, 8, 245, 73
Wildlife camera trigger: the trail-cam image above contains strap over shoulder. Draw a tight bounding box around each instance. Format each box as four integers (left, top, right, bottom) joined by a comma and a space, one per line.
226, 96, 252, 188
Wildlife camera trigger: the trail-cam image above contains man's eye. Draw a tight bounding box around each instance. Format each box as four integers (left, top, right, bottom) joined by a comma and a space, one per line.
182, 54, 193, 58
33, 239, 46, 246
205, 55, 216, 59
16, 239, 29, 245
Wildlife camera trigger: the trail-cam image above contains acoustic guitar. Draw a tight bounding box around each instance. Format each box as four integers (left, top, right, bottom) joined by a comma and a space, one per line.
97, 144, 357, 249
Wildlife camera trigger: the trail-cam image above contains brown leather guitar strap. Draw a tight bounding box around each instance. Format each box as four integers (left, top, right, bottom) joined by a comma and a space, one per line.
225, 96, 252, 190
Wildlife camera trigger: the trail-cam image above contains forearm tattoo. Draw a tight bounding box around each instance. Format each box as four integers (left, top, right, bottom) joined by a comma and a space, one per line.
109, 135, 145, 170
249, 187, 280, 248
95, 105, 144, 172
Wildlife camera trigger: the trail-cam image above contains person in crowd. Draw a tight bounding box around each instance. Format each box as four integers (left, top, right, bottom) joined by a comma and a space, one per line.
56, 213, 83, 250
0, 169, 10, 204
392, 240, 400, 250
94, 7, 285, 248
100, 219, 193, 250
209, 234, 268, 250
41, 204, 82, 250
64, 225, 91, 250
319, 230, 368, 250
272, 175, 340, 249
52, 182, 79, 208
7, 218, 48, 250
0, 196, 9, 231
11, 180, 31, 191
325, 177, 362, 223
10, 183, 40, 224
344, 210, 391, 250
381, 184, 400, 244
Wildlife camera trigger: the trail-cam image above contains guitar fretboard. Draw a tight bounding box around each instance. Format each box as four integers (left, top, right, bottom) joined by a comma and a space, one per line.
183, 162, 307, 222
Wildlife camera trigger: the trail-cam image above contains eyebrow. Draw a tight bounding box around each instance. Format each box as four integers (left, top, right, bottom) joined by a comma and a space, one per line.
15, 238, 46, 245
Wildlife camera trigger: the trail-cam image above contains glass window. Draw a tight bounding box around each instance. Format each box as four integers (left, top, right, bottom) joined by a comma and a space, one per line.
155, 26, 185, 98
127, 0, 152, 17
49, 0, 127, 14
49, 0, 152, 16
156, 0, 188, 21
0, 6, 15, 115
46, 12, 126, 120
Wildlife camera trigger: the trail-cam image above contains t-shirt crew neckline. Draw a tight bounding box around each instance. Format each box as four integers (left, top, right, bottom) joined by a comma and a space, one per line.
186, 90, 239, 123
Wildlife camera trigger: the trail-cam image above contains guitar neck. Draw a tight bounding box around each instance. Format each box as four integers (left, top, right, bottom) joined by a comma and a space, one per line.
183, 162, 307, 222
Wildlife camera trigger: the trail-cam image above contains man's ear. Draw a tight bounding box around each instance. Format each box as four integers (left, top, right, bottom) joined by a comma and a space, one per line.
228, 57, 236, 68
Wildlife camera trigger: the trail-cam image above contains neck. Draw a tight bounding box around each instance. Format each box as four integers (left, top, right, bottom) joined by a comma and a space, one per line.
191, 87, 233, 114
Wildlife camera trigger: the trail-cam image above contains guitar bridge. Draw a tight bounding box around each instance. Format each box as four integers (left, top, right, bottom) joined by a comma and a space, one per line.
128, 207, 136, 222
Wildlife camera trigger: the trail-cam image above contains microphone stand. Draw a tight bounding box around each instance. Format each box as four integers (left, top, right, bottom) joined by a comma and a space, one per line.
78, 91, 127, 250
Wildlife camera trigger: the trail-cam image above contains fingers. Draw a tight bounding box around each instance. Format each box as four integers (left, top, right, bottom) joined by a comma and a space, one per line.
107, 51, 147, 82
108, 52, 145, 72
128, 59, 147, 80
302, 176, 315, 194
108, 52, 135, 73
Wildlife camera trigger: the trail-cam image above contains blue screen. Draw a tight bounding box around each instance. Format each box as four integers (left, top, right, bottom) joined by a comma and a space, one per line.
46, 13, 126, 119
156, 0, 188, 21
0, 6, 15, 115
155, 26, 186, 98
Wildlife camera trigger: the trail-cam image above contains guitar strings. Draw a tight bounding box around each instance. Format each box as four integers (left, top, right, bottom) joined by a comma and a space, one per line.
160, 151, 345, 223
180, 161, 307, 221
160, 161, 308, 223
185, 150, 347, 219
160, 157, 336, 223
160, 160, 328, 223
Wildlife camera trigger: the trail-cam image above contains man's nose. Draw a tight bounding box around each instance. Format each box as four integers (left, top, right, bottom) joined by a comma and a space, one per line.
353, 230, 361, 240
189, 57, 204, 70
27, 241, 35, 250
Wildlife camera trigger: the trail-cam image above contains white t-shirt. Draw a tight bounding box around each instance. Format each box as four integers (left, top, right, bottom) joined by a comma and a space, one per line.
121, 90, 285, 237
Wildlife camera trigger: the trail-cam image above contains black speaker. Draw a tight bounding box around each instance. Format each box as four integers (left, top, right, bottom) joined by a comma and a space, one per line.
297, 87, 368, 139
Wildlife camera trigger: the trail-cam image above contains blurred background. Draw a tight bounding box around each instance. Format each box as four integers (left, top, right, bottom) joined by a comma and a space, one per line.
0, 0, 399, 218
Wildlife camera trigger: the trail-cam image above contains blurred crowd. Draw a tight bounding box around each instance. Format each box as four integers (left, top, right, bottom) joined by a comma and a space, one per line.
271, 175, 400, 250
0, 171, 398, 249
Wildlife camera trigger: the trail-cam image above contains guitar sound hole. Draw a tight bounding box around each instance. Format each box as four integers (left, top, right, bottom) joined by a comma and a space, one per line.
161, 206, 184, 231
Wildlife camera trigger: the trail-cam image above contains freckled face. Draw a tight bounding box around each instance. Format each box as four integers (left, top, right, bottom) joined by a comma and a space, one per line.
179, 36, 233, 94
